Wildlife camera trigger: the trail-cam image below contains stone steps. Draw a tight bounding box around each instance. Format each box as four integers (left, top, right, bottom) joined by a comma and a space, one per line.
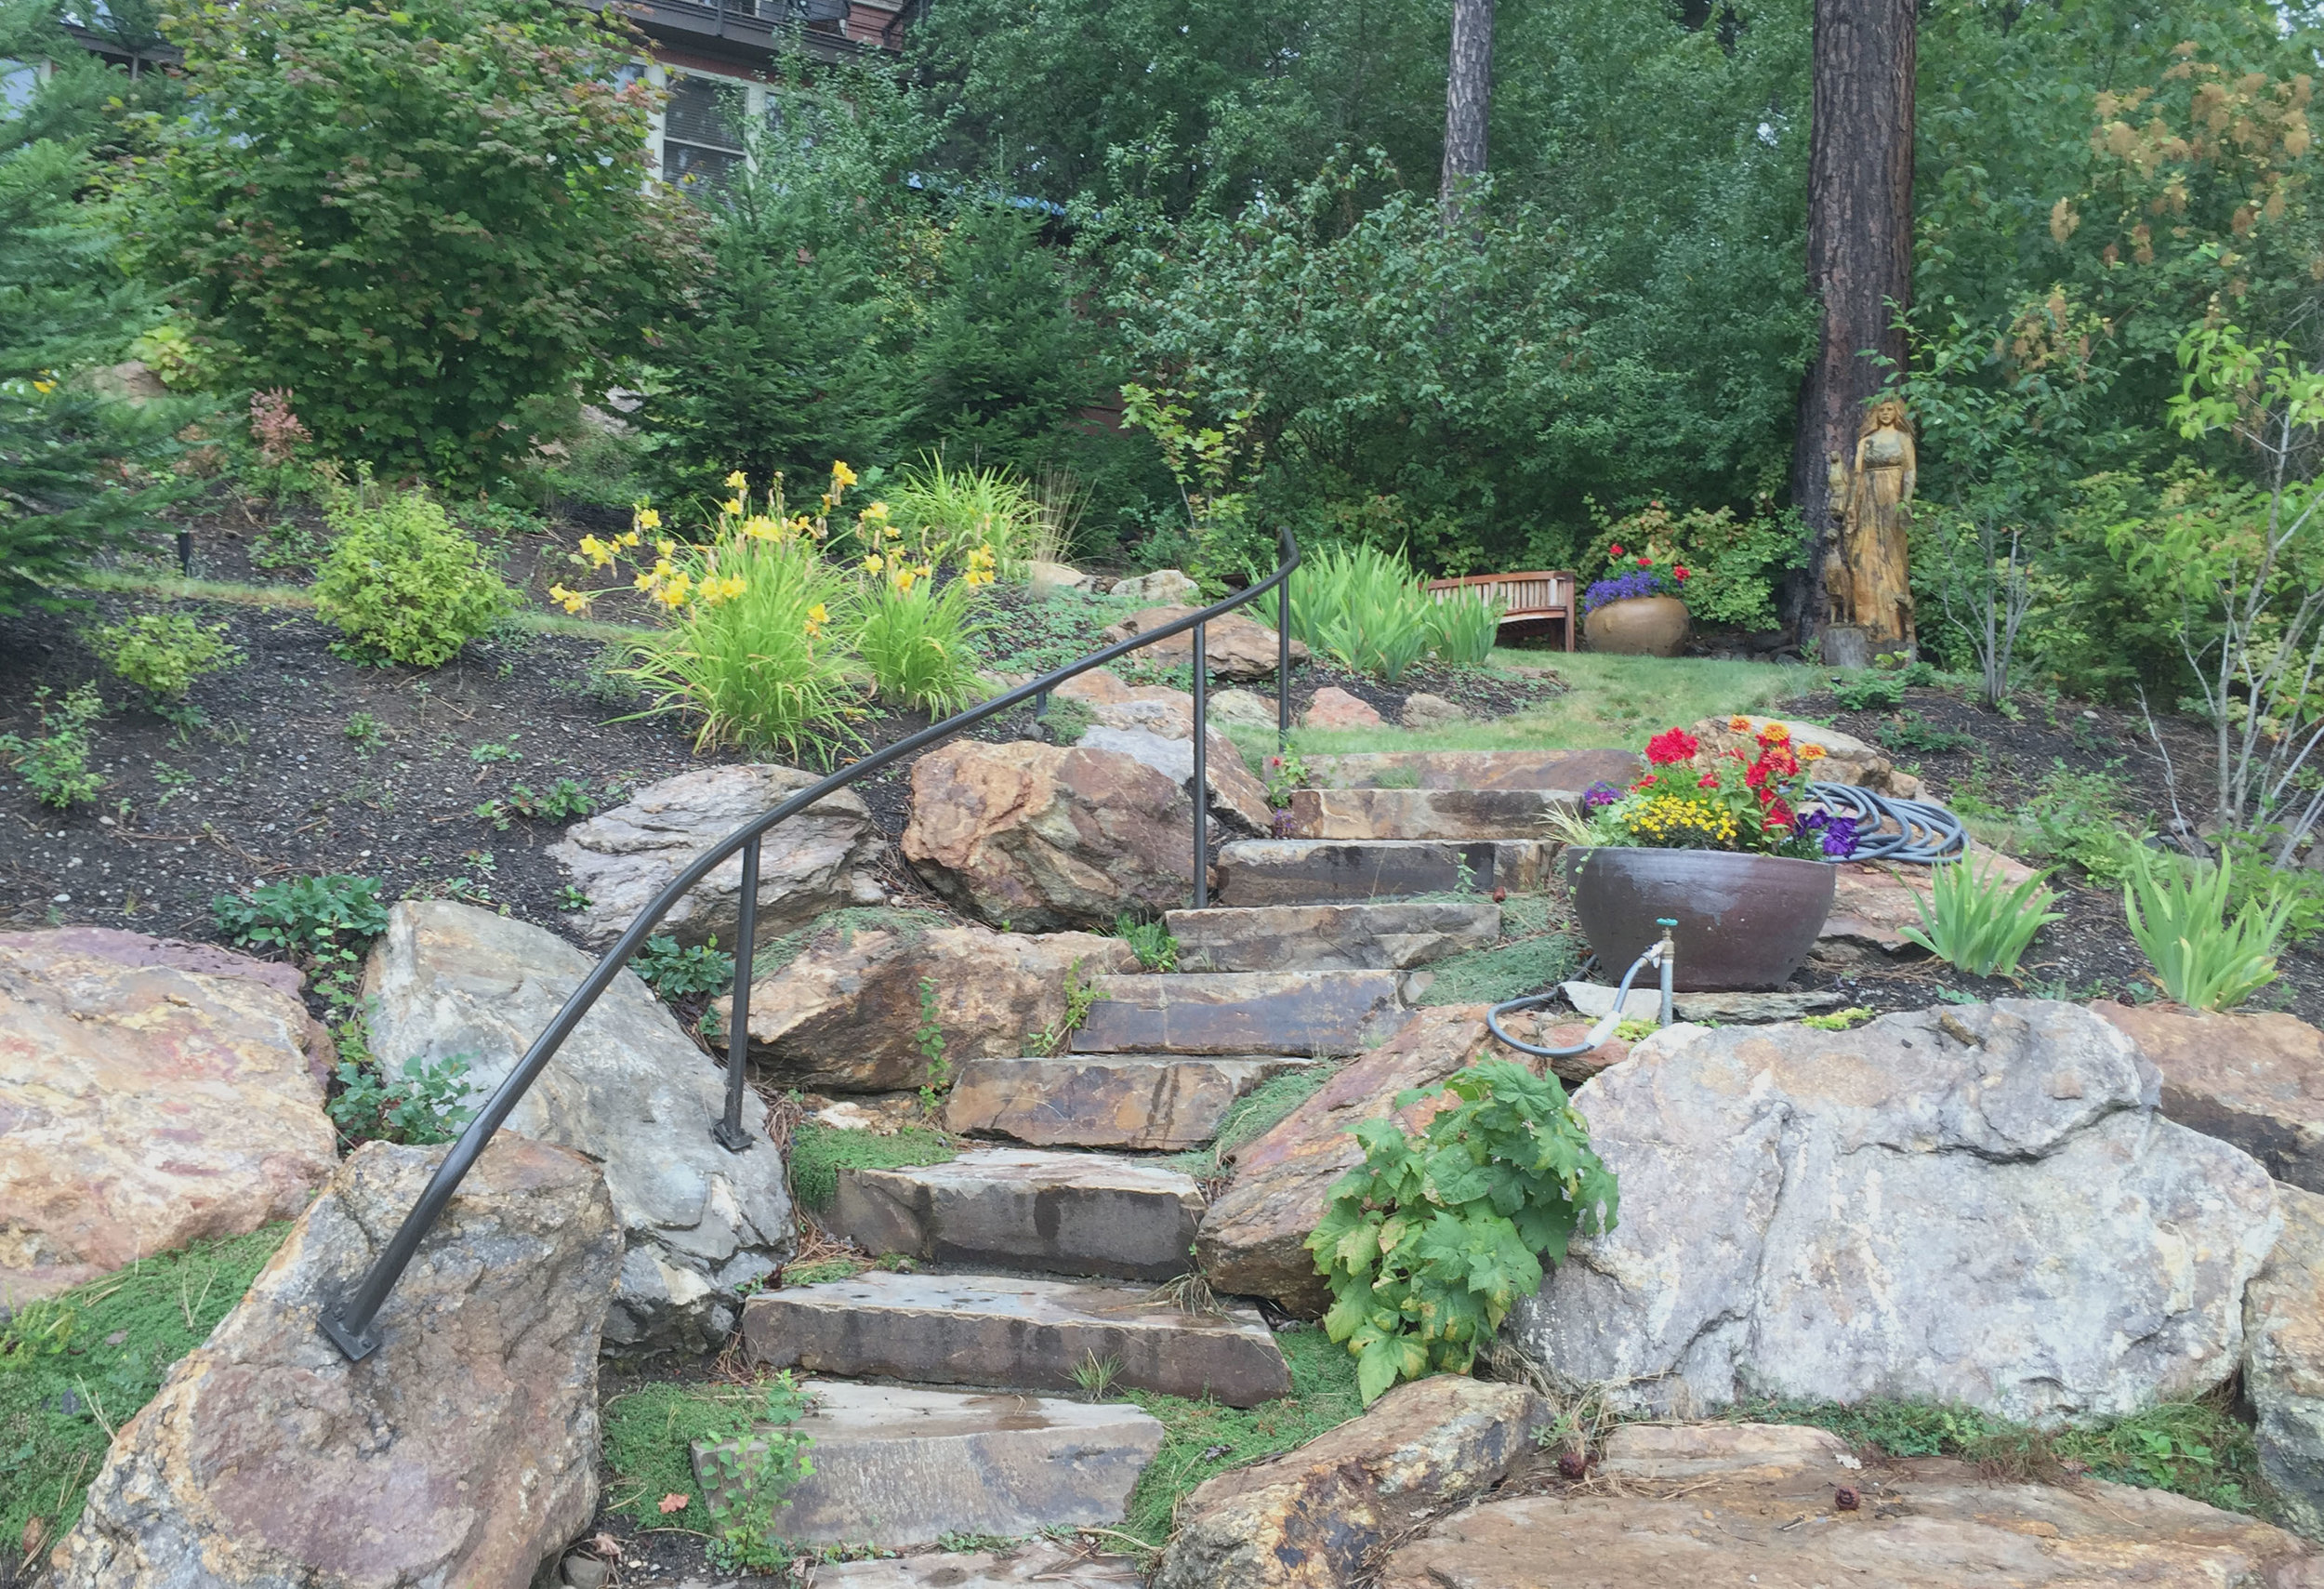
1212, 839, 1557, 907
1166, 900, 1501, 972
1072, 969, 1406, 1056
943, 1053, 1314, 1150
692, 1379, 1163, 1549
1302, 748, 1641, 791
742, 1270, 1293, 1406
827, 1148, 1204, 1282
1281, 786, 1578, 841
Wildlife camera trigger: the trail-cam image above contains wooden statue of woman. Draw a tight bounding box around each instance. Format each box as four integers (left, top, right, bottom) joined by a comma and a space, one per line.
1823, 397, 1917, 655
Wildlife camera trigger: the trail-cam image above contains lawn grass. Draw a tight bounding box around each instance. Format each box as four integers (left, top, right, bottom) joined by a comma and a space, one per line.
786, 1120, 957, 1212
0, 1224, 291, 1559
1117, 1326, 1363, 1550
1729, 1390, 2268, 1516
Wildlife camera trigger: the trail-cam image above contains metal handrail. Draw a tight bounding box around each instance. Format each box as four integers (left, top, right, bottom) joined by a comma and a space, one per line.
319, 527, 1302, 1360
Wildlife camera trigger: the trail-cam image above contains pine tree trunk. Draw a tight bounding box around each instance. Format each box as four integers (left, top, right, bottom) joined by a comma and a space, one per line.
1441, 0, 1497, 222
1790, 0, 1916, 639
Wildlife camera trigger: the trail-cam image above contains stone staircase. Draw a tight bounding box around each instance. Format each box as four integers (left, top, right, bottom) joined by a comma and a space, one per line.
717, 747, 1598, 1564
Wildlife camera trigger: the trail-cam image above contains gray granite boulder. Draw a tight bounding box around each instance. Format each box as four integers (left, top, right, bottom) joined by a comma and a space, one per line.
2247, 1182, 2324, 1539
1512, 1000, 2283, 1423
363, 900, 795, 1354
548, 763, 882, 948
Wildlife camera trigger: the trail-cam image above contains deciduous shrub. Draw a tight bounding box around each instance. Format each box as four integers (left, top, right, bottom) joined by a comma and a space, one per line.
85, 612, 241, 700
1308, 1058, 1618, 1403
312, 490, 518, 667
0, 682, 104, 809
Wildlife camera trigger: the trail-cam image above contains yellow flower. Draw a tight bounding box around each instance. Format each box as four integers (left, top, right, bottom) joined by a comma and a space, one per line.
547, 583, 589, 615
884, 525, 901, 540
635, 507, 662, 532
894, 566, 918, 592
863, 499, 891, 520
807, 602, 829, 624
742, 515, 779, 540
577, 534, 614, 569
697, 574, 746, 605
1728, 714, 1753, 732
656, 538, 676, 558
1760, 722, 1791, 745
633, 571, 656, 592
619, 530, 641, 548
656, 572, 693, 608
831, 460, 859, 489
863, 554, 885, 575
32, 378, 56, 394
721, 498, 743, 516
725, 470, 748, 490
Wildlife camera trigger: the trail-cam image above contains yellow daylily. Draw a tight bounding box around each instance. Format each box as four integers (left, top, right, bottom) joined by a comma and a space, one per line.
725, 470, 748, 490
863, 554, 884, 575
831, 460, 859, 489
635, 506, 662, 532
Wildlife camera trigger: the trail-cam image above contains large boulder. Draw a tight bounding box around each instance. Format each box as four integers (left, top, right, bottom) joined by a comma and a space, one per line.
1689, 713, 1921, 799
1512, 1000, 2283, 1423
54, 1133, 621, 1589
2247, 1182, 2324, 1540
902, 739, 1200, 931
2095, 1001, 2324, 1194
547, 763, 882, 948
363, 901, 795, 1354
0, 928, 337, 1303
1197, 1006, 1523, 1313
1378, 1420, 2321, 1588
1098, 605, 1309, 682
1056, 669, 1273, 831
723, 915, 1139, 1092
1153, 1375, 1542, 1589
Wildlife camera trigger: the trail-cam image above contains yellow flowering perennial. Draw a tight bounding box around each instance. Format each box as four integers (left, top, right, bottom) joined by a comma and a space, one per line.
1618, 794, 1740, 848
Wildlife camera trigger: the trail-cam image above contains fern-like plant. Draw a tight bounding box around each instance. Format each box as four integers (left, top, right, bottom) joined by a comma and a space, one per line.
2121, 846, 2294, 1011
1307, 1058, 1618, 1404
1897, 856, 2060, 977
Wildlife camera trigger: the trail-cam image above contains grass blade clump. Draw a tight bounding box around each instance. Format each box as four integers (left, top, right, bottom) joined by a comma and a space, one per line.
853, 570, 991, 714
1288, 543, 1504, 682
1422, 586, 1503, 668
887, 454, 1044, 575
1898, 855, 2061, 977
2122, 846, 2294, 1010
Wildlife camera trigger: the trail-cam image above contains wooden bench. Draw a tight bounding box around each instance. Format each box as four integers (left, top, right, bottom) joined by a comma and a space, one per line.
1425, 570, 1577, 651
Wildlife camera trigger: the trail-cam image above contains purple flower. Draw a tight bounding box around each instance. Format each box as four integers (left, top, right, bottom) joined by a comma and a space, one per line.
1580, 780, 1622, 811
1580, 568, 1672, 616
1797, 809, 1858, 860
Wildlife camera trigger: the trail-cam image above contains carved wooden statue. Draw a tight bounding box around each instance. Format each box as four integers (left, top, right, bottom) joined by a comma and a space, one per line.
1823, 398, 1918, 655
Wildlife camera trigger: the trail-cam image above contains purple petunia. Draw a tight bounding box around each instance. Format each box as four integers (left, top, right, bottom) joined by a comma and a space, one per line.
1580, 568, 1672, 616
1580, 780, 1622, 811
1796, 809, 1859, 860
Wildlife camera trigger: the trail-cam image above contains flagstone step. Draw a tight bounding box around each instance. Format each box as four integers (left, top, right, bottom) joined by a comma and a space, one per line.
1071, 969, 1407, 1056
829, 1148, 1204, 1281
1304, 748, 1641, 790
692, 1380, 1163, 1549
811, 1540, 1146, 1586
1212, 839, 1558, 907
943, 1053, 1314, 1150
742, 1270, 1292, 1406
1281, 786, 1578, 841
1166, 901, 1502, 973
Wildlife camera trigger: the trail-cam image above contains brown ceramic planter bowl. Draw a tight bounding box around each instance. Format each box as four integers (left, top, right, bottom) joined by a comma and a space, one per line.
1565, 846, 1836, 991
1583, 595, 1690, 657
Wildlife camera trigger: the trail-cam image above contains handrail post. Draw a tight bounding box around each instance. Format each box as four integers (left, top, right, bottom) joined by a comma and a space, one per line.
1277, 573, 1290, 750
1192, 620, 1208, 909
711, 836, 760, 1153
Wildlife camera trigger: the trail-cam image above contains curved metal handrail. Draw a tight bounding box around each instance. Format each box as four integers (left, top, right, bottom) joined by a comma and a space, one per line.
320, 526, 1303, 1360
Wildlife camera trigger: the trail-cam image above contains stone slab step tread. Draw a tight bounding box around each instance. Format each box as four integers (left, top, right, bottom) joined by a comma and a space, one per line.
1166, 901, 1501, 973
1304, 748, 1643, 791
1073, 969, 1406, 1056
742, 1270, 1293, 1407
830, 1148, 1205, 1281
944, 1053, 1315, 1150
1283, 787, 1580, 842
1213, 839, 1557, 907
692, 1380, 1162, 1549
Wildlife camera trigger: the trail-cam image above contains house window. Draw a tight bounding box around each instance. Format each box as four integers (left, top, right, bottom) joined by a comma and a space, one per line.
663, 74, 746, 192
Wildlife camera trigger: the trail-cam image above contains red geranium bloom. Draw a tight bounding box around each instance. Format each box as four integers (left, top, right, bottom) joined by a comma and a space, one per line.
1637, 555, 1651, 568
1645, 727, 1700, 766
1672, 565, 1689, 580
1608, 543, 1625, 558
1697, 772, 1720, 789
1744, 761, 1769, 789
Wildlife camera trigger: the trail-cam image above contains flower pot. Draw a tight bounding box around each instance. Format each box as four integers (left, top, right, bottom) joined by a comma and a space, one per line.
1584, 595, 1689, 657
1565, 846, 1836, 991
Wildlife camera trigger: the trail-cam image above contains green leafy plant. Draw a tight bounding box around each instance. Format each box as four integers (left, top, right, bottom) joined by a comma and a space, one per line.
508, 777, 596, 820
469, 735, 521, 764
1041, 694, 1096, 745
1072, 1351, 1124, 1402
343, 710, 384, 748
0, 682, 104, 809
1028, 959, 1099, 1057
602, 1373, 814, 1572
1875, 711, 1975, 755
1897, 857, 2062, 977
1830, 670, 1908, 711
1260, 750, 1309, 810
327, 1043, 476, 1146
251, 520, 325, 573
2121, 846, 2294, 1010
1115, 913, 1179, 972
887, 455, 1045, 573
853, 567, 991, 714
916, 974, 951, 1111
1800, 1006, 1878, 1030
786, 1120, 957, 1212
1307, 1057, 1618, 1403
1286, 542, 1479, 683
212, 873, 389, 958
85, 613, 241, 701
780, 1256, 868, 1287
1422, 587, 1502, 669
311, 488, 518, 667
631, 934, 735, 1001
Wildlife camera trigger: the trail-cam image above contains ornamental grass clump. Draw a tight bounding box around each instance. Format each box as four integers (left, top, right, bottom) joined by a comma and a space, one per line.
1898, 856, 2062, 977
848, 497, 998, 714
887, 455, 1044, 575
1287, 542, 1501, 682
1556, 719, 1858, 862
550, 468, 862, 763
1307, 1058, 1618, 1404
2122, 846, 2295, 1010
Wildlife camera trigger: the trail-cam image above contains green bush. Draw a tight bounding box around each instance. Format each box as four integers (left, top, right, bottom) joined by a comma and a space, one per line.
85, 612, 241, 700
2122, 847, 2294, 1011
852, 570, 990, 715
1287, 542, 1499, 683
311, 490, 518, 667
133, 0, 683, 485
0, 682, 104, 809
1582, 498, 1804, 633
1308, 1058, 1618, 1403
1898, 856, 2061, 977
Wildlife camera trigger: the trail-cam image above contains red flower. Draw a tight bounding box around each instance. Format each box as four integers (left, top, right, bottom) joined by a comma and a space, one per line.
1697, 772, 1720, 789
1744, 761, 1769, 789
1608, 543, 1625, 558
1672, 565, 1689, 581
1637, 555, 1651, 568
1645, 727, 1700, 766
1764, 796, 1795, 828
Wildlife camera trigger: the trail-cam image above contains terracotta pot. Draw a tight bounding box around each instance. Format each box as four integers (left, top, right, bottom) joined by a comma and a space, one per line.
1565, 846, 1835, 991
1584, 595, 1690, 657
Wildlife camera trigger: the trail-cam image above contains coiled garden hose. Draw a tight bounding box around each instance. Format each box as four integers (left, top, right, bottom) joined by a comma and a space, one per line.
1806, 781, 1966, 865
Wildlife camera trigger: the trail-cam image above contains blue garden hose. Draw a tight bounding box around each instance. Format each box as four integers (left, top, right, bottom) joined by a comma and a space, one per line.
1487, 919, 1676, 1060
